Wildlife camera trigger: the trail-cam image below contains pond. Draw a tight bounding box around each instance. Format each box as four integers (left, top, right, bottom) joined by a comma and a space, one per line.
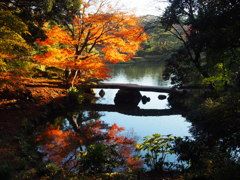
94, 62, 192, 141
35, 62, 193, 172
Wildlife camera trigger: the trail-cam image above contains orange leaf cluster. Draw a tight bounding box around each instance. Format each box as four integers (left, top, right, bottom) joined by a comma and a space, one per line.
33, 5, 148, 83
0, 53, 16, 59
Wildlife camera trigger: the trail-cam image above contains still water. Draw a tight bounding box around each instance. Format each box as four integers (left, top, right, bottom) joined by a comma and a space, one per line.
35, 62, 192, 170
94, 63, 192, 141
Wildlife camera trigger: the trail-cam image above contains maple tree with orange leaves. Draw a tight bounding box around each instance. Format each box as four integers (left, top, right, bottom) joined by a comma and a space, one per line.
33, 0, 148, 87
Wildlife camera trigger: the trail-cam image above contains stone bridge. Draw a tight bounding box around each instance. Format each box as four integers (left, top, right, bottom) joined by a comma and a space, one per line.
92, 83, 178, 93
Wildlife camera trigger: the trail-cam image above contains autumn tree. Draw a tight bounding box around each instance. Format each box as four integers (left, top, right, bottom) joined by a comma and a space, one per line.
34, 0, 148, 87
0, 0, 82, 89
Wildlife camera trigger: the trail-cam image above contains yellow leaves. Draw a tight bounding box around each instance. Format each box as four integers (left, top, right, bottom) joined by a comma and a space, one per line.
0, 58, 7, 72
0, 53, 16, 59
0, 17, 31, 58
0, 10, 31, 83
0, 9, 32, 86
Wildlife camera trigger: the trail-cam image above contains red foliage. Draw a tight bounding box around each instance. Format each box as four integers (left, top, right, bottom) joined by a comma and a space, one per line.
36, 121, 143, 171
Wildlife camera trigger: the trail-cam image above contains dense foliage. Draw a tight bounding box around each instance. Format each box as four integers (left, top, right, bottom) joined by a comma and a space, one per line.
156, 0, 240, 178
162, 0, 240, 88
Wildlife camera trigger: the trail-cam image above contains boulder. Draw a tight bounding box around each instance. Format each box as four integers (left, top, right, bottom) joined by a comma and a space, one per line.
99, 89, 105, 98
158, 94, 167, 100
114, 89, 142, 107
142, 95, 151, 104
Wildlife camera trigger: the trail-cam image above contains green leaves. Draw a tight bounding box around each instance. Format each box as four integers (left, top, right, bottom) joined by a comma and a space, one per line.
77, 144, 123, 174
136, 134, 178, 171
202, 63, 231, 90
138, 18, 181, 57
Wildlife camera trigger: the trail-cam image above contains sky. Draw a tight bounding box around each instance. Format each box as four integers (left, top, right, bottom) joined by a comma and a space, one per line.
119, 0, 169, 16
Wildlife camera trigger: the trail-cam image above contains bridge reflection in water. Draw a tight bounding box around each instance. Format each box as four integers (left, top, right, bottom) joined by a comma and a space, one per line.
92, 83, 177, 93
88, 83, 183, 116
84, 103, 181, 116
89, 82, 190, 138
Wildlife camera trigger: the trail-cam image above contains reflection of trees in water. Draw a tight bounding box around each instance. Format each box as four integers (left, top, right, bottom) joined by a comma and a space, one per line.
36, 110, 143, 173
108, 63, 167, 86
170, 92, 240, 178
187, 95, 240, 153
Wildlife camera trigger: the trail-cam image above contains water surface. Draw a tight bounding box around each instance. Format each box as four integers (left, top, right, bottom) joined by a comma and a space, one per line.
94, 62, 191, 141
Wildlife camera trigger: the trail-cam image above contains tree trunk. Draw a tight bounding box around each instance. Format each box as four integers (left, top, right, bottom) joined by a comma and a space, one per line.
234, 70, 240, 91
193, 51, 209, 78
70, 70, 79, 89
